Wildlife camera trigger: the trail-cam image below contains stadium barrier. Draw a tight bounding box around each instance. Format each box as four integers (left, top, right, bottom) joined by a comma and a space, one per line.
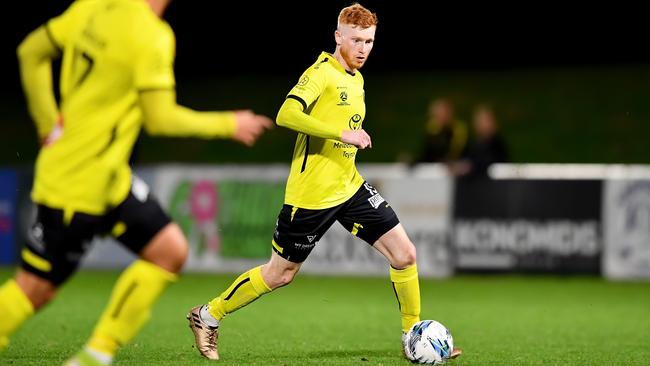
0, 169, 17, 264
153, 164, 453, 278
3, 164, 650, 280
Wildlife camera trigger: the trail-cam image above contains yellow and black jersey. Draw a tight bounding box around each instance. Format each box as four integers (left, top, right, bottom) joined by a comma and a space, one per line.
33, 0, 175, 215
283, 52, 366, 209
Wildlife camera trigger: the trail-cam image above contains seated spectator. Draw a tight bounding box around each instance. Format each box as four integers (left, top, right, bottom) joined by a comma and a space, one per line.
417, 98, 468, 163
457, 104, 510, 178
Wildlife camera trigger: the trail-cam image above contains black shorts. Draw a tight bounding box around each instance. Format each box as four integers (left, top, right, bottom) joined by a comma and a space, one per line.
272, 182, 400, 263
21, 179, 171, 285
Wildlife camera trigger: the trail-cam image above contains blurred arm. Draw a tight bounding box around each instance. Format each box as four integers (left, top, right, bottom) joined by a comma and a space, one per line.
276, 97, 342, 140
140, 89, 237, 138
17, 26, 61, 141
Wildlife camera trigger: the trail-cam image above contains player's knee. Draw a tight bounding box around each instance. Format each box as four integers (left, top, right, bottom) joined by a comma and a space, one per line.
15, 271, 58, 310
141, 224, 189, 274
37, 288, 58, 310
277, 272, 296, 287
267, 267, 298, 289
167, 238, 189, 273
394, 244, 417, 269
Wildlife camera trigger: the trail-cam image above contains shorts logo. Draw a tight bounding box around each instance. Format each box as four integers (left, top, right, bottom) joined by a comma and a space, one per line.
307, 235, 316, 243
294, 242, 316, 250
364, 183, 385, 209
131, 175, 150, 202
368, 193, 385, 209
28, 221, 45, 252
349, 114, 362, 130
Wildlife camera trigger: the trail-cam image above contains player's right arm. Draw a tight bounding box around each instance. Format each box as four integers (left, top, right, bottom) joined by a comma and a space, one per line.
18, 0, 99, 144
276, 68, 372, 149
17, 25, 61, 142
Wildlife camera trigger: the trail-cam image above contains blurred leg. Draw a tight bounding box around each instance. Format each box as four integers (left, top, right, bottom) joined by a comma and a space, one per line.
85, 224, 186, 360
0, 270, 52, 350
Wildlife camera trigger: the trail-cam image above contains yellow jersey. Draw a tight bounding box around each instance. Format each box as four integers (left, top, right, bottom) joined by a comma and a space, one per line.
33, 0, 175, 215
283, 52, 366, 209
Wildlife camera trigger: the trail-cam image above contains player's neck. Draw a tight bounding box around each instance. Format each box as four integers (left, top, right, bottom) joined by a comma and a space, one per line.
333, 48, 357, 75
146, 0, 170, 17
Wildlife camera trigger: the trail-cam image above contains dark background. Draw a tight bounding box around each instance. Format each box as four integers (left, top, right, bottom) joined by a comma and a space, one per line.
2, 1, 650, 164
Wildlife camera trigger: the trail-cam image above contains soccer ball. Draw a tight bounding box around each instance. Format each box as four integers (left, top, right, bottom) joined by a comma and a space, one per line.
403, 320, 454, 364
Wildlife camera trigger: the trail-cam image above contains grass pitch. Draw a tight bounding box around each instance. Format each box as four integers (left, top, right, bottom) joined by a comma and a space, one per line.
1, 268, 649, 365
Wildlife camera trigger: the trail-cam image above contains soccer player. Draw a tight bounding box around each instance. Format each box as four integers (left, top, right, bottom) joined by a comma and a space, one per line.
187, 3, 461, 361
0, 0, 272, 365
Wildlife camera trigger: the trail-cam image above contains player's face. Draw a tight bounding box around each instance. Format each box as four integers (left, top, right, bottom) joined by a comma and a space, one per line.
336, 24, 376, 70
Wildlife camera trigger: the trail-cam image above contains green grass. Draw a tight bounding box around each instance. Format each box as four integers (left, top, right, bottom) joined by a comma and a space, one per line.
1, 269, 649, 365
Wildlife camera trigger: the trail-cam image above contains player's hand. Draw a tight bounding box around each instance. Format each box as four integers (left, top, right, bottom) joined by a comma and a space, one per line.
42, 114, 64, 147
341, 129, 372, 149
232, 110, 273, 146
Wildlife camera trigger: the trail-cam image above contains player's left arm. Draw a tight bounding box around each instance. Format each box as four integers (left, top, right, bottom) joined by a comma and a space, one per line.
17, 25, 61, 142
137, 26, 271, 145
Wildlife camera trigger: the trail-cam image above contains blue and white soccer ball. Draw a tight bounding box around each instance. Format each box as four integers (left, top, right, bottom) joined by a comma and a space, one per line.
403, 320, 454, 364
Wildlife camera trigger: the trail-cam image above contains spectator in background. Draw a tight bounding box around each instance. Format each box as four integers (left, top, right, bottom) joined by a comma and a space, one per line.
417, 98, 468, 163
457, 104, 510, 178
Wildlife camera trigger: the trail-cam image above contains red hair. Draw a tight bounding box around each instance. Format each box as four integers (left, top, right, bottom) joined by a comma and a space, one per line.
338, 3, 378, 28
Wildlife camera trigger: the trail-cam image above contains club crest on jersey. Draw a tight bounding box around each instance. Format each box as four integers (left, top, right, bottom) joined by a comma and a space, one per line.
337, 91, 350, 106
297, 75, 309, 87
349, 114, 362, 130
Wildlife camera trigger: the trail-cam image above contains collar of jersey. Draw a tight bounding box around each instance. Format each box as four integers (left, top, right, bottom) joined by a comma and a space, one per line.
319, 52, 356, 76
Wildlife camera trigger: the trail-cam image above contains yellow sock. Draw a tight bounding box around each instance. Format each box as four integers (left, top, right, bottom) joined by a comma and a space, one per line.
87, 260, 176, 356
208, 266, 271, 321
0, 279, 35, 350
390, 264, 421, 333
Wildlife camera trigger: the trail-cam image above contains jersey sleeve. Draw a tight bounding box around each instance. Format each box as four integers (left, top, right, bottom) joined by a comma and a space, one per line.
286, 65, 327, 110
134, 24, 176, 91
46, 0, 97, 50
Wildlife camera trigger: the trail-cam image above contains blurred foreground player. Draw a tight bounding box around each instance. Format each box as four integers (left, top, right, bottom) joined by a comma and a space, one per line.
0, 0, 272, 365
187, 3, 461, 361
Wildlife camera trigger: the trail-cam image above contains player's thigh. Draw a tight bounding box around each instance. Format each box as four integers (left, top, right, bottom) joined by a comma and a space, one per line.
272, 204, 340, 263
21, 204, 100, 288
338, 182, 401, 248
139, 223, 188, 273
107, 179, 185, 272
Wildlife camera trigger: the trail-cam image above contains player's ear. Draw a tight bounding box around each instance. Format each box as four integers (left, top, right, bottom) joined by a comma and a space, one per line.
334, 29, 342, 46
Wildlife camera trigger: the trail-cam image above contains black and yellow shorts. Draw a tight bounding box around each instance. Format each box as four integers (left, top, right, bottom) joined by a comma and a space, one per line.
272, 182, 400, 263
21, 179, 171, 285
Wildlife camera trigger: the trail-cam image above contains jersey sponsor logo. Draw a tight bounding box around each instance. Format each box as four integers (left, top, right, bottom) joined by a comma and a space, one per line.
333, 141, 357, 159
333, 142, 355, 149
349, 114, 363, 130
343, 151, 357, 159
307, 235, 316, 243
